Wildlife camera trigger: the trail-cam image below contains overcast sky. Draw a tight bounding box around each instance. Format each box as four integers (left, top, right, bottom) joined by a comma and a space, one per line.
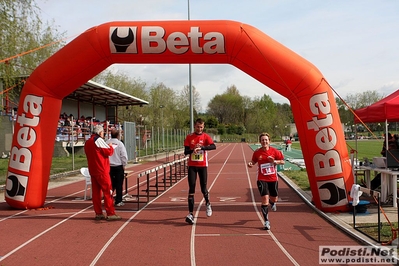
36, 0, 399, 111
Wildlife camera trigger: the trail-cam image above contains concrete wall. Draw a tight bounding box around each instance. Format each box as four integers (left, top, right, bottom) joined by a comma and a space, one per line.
0, 115, 13, 154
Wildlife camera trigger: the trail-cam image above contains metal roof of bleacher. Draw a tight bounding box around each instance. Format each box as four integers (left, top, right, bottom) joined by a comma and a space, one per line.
65, 80, 149, 107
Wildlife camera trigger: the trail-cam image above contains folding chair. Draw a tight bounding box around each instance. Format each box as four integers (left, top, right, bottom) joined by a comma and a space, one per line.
80, 167, 92, 200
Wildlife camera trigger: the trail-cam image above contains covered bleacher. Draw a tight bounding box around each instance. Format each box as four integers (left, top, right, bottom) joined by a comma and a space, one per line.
2, 79, 149, 156
56, 80, 148, 152
66, 80, 148, 107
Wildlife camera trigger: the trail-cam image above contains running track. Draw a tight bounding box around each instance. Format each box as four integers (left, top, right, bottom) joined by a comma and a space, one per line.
0, 143, 363, 265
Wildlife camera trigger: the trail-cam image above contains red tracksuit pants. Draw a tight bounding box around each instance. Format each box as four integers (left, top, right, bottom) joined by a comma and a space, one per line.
91, 173, 116, 216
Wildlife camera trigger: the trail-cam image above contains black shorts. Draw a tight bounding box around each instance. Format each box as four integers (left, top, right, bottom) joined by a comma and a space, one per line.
257, 180, 278, 197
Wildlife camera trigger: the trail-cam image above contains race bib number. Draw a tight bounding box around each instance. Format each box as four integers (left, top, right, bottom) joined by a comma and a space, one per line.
191, 151, 204, 161
260, 163, 275, 175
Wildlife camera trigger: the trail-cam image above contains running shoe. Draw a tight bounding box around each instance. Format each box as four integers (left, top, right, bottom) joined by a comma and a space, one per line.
185, 213, 194, 224
106, 214, 122, 221
264, 221, 271, 230
115, 202, 125, 207
206, 203, 213, 217
271, 203, 277, 212
95, 214, 106, 220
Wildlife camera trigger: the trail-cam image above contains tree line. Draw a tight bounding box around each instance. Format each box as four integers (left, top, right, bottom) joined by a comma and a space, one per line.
93, 72, 294, 137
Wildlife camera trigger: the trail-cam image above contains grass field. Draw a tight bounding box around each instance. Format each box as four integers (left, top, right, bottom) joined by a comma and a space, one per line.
280, 139, 384, 191
0, 155, 89, 186
292, 139, 383, 162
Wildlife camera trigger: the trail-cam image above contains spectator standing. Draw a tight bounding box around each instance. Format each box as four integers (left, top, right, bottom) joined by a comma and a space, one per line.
107, 129, 128, 207
184, 118, 216, 225
380, 132, 398, 157
64, 116, 71, 127
84, 125, 121, 221
285, 137, 292, 151
247, 133, 284, 230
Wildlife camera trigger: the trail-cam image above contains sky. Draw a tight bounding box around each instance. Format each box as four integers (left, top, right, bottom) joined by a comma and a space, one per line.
36, 0, 399, 111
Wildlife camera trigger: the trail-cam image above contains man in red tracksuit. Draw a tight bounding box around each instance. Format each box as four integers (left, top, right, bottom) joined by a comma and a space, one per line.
84, 124, 121, 221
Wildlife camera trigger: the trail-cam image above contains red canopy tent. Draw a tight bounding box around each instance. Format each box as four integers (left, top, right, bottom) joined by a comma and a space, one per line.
354, 89, 399, 123
353, 89, 399, 169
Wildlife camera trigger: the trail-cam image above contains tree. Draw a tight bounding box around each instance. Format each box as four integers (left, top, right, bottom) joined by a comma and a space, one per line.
93, 70, 149, 125
245, 94, 277, 133
1, 0, 65, 106
337, 90, 384, 131
93, 70, 201, 130
276, 103, 293, 123
173, 85, 200, 129
179, 85, 201, 113
207, 85, 245, 124
205, 116, 218, 128
148, 82, 180, 129
217, 124, 226, 135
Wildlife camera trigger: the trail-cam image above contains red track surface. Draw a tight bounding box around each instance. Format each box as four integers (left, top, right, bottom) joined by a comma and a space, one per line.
0, 143, 363, 265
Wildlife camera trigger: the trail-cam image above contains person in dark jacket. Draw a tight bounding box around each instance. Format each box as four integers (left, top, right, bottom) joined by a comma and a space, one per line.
369, 133, 399, 190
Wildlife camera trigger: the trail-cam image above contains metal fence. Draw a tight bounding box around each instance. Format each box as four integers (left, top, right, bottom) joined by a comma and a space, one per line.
135, 125, 190, 158
124, 121, 137, 162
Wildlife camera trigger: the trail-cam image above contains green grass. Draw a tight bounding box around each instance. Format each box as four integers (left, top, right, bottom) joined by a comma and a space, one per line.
282, 169, 310, 190
0, 155, 89, 186
292, 139, 383, 160
345, 140, 384, 161
357, 222, 398, 243
283, 139, 385, 191
50, 155, 89, 175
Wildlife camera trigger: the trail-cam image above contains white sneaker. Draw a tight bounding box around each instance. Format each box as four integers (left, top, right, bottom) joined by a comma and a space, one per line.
115, 202, 125, 207
264, 221, 270, 230
271, 203, 277, 212
185, 213, 194, 224
206, 203, 212, 217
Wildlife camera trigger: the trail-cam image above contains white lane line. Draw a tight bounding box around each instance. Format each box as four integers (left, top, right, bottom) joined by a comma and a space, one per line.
0, 206, 92, 262
0, 149, 233, 262
241, 143, 300, 266
90, 175, 189, 266
195, 233, 270, 237
190, 143, 238, 266
0, 188, 86, 222
90, 144, 234, 265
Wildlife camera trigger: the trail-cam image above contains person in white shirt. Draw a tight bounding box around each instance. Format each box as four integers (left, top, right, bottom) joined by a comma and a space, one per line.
106, 129, 128, 206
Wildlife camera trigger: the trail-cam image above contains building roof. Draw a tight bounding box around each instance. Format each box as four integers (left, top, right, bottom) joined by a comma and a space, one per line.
65, 80, 149, 107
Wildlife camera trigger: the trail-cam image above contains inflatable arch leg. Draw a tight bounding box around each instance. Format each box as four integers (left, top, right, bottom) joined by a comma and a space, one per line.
6, 20, 353, 211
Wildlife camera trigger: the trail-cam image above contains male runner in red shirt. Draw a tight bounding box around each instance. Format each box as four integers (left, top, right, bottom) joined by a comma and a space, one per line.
184, 118, 216, 224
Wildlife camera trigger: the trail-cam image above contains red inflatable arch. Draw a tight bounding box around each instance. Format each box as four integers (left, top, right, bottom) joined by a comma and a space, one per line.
5, 20, 353, 212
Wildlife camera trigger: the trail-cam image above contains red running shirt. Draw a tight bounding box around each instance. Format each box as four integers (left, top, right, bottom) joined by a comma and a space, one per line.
184, 133, 214, 167
251, 147, 284, 182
